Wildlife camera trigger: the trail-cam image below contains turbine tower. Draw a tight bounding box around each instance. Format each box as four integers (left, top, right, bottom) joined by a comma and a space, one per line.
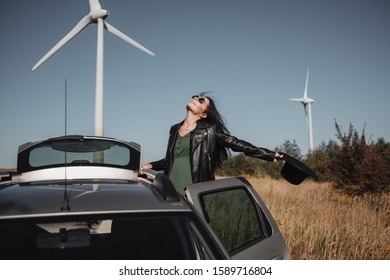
32, 0, 155, 137
290, 68, 314, 154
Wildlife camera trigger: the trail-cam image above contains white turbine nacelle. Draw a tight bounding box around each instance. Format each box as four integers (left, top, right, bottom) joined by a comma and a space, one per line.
304, 98, 314, 104
89, 0, 108, 20
91, 9, 109, 21
290, 68, 315, 154
32, 0, 154, 138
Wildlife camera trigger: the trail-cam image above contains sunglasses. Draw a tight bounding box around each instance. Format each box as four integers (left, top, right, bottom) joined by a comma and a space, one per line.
192, 95, 206, 104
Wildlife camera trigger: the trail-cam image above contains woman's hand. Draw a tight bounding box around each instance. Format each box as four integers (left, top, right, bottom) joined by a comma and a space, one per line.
140, 163, 153, 174
273, 152, 284, 162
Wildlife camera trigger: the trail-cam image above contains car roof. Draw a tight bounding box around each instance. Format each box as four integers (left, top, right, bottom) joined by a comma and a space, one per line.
0, 180, 189, 220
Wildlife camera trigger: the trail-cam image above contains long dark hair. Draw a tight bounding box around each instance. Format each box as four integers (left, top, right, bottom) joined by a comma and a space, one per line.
198, 92, 231, 167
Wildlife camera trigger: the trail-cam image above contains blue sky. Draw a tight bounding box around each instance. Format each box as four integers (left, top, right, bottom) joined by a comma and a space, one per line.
1, 0, 389, 168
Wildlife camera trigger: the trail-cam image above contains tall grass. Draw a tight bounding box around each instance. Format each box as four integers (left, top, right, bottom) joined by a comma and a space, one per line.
247, 177, 390, 260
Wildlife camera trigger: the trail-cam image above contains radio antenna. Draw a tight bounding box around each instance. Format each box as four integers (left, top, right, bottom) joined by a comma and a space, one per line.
61, 78, 71, 211
65, 78, 68, 137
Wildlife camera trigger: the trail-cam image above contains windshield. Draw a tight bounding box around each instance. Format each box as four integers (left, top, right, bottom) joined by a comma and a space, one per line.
0, 213, 224, 260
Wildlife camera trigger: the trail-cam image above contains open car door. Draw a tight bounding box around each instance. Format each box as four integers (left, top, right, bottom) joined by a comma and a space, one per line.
185, 177, 291, 260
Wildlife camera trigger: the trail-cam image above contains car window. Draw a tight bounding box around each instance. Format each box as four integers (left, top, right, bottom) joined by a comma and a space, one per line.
29, 140, 130, 167
199, 187, 266, 253
17, 137, 141, 172
0, 213, 224, 260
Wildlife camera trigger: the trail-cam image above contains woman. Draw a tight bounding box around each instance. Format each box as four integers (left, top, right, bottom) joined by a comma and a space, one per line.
141, 93, 283, 195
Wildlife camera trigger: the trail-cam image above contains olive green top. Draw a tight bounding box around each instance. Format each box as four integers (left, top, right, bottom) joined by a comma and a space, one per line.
168, 132, 192, 195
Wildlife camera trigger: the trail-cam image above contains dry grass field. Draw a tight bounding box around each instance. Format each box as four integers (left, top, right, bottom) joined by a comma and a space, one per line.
246, 177, 389, 260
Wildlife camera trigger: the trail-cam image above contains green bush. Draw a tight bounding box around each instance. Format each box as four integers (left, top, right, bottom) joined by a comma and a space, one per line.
305, 140, 340, 182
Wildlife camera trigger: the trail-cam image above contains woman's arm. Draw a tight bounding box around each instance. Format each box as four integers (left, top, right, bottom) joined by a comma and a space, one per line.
216, 131, 281, 162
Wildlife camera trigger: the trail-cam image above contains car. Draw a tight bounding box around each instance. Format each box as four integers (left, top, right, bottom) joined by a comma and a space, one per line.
0, 135, 294, 260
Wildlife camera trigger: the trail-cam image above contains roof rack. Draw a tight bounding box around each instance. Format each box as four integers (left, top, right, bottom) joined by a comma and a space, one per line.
0, 172, 12, 183
0, 171, 22, 187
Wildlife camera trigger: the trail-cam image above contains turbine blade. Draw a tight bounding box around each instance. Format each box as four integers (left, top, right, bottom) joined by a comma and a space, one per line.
290, 98, 304, 103
89, 0, 102, 10
303, 68, 310, 98
304, 104, 308, 117
304, 104, 309, 128
104, 22, 155, 56
32, 15, 92, 71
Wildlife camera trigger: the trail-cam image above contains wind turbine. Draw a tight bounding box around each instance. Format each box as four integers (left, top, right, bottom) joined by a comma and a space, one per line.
290, 68, 314, 154
32, 0, 155, 137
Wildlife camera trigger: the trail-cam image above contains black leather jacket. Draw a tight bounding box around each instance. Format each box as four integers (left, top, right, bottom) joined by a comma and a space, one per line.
150, 121, 276, 184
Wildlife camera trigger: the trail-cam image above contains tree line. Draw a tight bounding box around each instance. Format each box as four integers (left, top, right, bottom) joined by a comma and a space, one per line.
216, 121, 390, 195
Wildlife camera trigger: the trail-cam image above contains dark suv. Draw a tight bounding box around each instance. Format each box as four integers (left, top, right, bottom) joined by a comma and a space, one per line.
0, 135, 291, 260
